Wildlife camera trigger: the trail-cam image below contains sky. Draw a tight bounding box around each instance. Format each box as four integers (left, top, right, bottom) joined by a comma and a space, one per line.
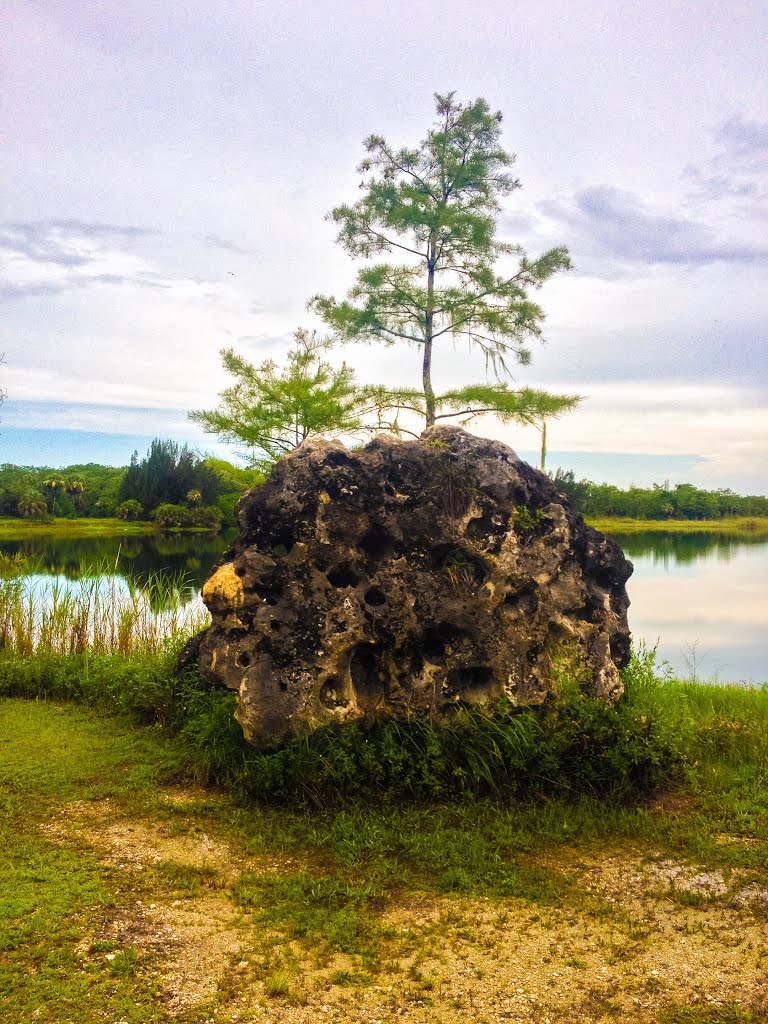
2, 0, 767, 491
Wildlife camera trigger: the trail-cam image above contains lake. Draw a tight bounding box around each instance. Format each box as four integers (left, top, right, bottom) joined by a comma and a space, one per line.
0, 530, 237, 597
1, 527, 765, 684
604, 530, 767, 685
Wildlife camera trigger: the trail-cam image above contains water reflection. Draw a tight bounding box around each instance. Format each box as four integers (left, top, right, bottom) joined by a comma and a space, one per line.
606, 531, 768, 685
1, 530, 236, 594
604, 529, 766, 567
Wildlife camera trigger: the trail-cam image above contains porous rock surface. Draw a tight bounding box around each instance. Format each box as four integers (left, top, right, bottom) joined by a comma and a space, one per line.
196, 426, 632, 747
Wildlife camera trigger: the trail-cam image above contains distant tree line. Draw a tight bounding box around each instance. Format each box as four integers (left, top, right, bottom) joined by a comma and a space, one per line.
551, 470, 768, 520
0, 440, 262, 529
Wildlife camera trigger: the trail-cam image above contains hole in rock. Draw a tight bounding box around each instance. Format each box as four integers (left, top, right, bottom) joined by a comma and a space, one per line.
324, 450, 358, 469
526, 645, 543, 666
364, 586, 386, 607
254, 581, 283, 607
446, 665, 495, 693
321, 479, 341, 501
610, 632, 631, 663
433, 544, 486, 585
383, 482, 396, 497
234, 564, 246, 578
503, 584, 537, 613
236, 652, 250, 668
581, 597, 603, 624
320, 678, 347, 708
422, 623, 469, 663
327, 566, 361, 589
359, 528, 395, 562
268, 527, 295, 556
278, 681, 289, 692
466, 511, 507, 542
350, 644, 387, 698
270, 620, 281, 632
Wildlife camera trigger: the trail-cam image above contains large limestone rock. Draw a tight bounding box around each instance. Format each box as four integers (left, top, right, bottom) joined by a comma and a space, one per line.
197, 427, 632, 747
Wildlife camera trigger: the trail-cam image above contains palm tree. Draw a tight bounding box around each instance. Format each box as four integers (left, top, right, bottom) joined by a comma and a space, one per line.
65, 479, 85, 512
18, 494, 47, 519
43, 477, 66, 516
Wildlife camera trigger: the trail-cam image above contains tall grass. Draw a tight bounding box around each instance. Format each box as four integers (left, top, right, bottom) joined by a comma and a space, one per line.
0, 563, 208, 656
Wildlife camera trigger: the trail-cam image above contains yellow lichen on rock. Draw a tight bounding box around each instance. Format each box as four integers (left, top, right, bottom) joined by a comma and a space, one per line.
202, 562, 244, 609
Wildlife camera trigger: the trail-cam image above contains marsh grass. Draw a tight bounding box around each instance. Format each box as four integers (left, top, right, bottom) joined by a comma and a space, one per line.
0, 551, 32, 577
586, 516, 768, 537
0, 563, 208, 657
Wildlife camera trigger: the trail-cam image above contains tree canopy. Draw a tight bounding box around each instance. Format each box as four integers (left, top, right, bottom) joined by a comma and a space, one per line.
119, 439, 220, 513
312, 92, 579, 430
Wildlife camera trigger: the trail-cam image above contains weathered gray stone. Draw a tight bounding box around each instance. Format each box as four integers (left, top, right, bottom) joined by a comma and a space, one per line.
196, 426, 632, 747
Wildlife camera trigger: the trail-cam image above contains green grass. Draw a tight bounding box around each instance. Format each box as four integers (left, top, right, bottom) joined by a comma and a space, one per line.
2, 637, 767, 815
586, 516, 768, 537
0, 516, 158, 539
0, 700, 188, 1023
0, 517, 221, 540
1, 557, 765, 1021
2, 676, 768, 1020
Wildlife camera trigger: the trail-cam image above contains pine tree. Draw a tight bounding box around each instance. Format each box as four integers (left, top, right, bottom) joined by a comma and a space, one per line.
312, 92, 579, 430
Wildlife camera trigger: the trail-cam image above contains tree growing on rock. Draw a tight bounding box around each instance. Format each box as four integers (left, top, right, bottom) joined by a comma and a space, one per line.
190, 329, 379, 468
312, 92, 579, 431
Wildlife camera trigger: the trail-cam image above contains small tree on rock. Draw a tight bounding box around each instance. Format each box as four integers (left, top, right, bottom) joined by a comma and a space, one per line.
312, 92, 579, 431
190, 329, 376, 468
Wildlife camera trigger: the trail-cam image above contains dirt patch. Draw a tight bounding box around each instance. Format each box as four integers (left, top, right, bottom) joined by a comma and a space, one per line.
39, 798, 281, 1016
76, 896, 244, 1015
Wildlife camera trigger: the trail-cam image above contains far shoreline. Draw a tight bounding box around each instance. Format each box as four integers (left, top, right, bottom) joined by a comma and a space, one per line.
0, 517, 222, 540
587, 515, 768, 537
2, 514, 767, 541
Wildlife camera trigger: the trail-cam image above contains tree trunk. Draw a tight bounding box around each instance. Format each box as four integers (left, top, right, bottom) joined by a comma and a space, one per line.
540, 419, 547, 471
423, 242, 436, 427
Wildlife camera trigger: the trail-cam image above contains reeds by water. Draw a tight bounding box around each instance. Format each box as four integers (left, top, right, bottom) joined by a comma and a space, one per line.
0, 564, 209, 656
